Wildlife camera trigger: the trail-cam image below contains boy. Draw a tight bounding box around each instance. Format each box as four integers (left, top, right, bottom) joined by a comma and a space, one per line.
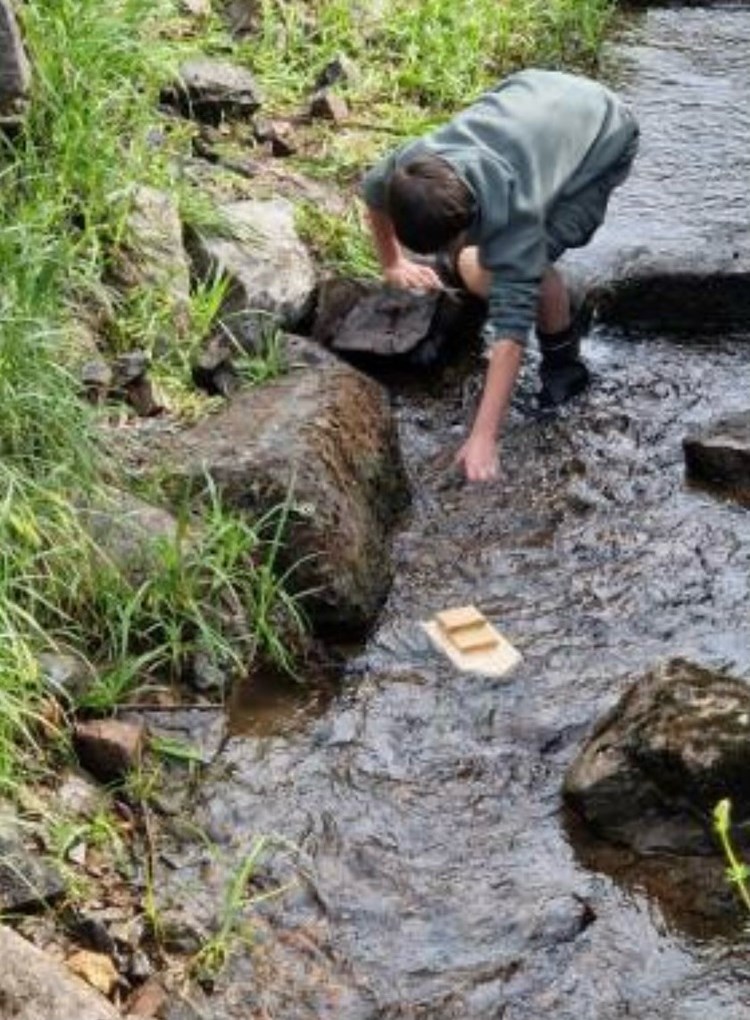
361, 69, 639, 482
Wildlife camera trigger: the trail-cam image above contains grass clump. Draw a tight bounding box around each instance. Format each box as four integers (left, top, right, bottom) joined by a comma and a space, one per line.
246, 0, 615, 116
0, 0, 304, 784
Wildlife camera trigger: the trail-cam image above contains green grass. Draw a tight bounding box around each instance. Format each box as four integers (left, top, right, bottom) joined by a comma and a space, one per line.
245, 0, 616, 270
245, 0, 615, 115
0, 0, 307, 784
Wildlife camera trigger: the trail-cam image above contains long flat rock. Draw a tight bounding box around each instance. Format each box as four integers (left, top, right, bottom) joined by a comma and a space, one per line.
565, 4, 750, 328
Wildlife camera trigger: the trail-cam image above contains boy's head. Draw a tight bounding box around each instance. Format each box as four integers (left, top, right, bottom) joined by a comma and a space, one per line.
386, 154, 475, 254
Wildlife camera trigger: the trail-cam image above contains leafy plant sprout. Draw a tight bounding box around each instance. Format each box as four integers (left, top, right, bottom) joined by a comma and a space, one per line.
713, 798, 750, 914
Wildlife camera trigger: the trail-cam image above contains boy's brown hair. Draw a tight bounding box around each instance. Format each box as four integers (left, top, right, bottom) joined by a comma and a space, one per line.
386, 154, 475, 254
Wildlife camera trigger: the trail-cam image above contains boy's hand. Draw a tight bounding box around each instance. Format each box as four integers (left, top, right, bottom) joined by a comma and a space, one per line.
385, 257, 442, 291
455, 433, 500, 482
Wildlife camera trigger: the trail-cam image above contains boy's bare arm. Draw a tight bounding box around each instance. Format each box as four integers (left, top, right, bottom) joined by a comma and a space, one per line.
455, 340, 523, 482
365, 206, 442, 290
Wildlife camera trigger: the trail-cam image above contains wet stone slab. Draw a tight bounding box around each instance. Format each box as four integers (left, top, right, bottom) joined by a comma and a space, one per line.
565, 4, 750, 329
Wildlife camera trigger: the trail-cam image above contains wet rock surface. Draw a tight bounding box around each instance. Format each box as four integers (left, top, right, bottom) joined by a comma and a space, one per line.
157, 337, 409, 630
313, 279, 486, 372
564, 658, 750, 853
684, 409, 750, 497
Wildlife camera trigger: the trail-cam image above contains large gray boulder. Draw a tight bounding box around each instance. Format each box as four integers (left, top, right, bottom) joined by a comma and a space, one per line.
0, 0, 30, 123
189, 198, 316, 334
157, 338, 408, 630
683, 410, 750, 498
0, 924, 121, 1019
564, 659, 750, 855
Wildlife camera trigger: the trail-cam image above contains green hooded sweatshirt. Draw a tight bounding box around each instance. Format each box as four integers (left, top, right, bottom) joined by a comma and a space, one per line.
362, 69, 637, 347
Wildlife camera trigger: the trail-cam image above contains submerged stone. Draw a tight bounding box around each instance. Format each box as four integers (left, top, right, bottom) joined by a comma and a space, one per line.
564, 659, 750, 854
683, 409, 750, 497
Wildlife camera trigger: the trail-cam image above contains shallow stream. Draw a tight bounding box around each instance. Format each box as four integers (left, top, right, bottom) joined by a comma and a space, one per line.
164, 6, 750, 1018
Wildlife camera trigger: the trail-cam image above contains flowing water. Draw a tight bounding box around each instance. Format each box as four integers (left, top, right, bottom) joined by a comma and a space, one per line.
163, 6, 750, 1018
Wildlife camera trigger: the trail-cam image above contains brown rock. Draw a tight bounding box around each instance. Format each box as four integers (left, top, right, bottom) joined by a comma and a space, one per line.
158, 336, 409, 630
73, 719, 145, 784
309, 88, 348, 123
66, 950, 119, 997
126, 977, 168, 1017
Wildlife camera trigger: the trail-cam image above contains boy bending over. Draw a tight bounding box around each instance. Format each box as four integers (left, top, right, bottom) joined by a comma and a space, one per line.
362, 69, 639, 482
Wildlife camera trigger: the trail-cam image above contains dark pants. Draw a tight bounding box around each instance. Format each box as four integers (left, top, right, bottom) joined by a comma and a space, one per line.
545, 114, 640, 263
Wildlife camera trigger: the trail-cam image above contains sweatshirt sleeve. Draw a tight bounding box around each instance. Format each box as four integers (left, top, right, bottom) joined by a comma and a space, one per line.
457, 155, 547, 350
480, 207, 548, 351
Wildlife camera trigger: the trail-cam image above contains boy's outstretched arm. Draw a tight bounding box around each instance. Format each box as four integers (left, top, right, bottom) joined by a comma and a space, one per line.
365, 206, 442, 290
455, 339, 523, 482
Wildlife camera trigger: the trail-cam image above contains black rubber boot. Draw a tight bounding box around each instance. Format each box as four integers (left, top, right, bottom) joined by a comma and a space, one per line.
537, 307, 591, 408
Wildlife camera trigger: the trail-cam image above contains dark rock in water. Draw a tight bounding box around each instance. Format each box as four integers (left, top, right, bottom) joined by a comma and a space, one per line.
166, 58, 262, 126
313, 278, 485, 373
317, 282, 436, 356
564, 659, 750, 854
683, 410, 750, 497
157, 337, 409, 631
580, 260, 750, 332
